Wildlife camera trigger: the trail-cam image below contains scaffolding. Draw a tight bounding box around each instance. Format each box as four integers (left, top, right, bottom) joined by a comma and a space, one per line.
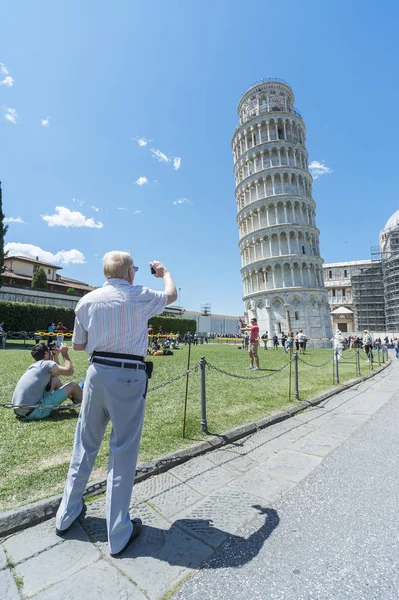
383, 253, 399, 330
351, 262, 386, 331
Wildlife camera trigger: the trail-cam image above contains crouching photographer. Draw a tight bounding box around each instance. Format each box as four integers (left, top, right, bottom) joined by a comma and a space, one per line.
12, 343, 82, 420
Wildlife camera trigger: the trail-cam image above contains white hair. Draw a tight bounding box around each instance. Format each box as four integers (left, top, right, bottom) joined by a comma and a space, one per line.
103, 251, 133, 279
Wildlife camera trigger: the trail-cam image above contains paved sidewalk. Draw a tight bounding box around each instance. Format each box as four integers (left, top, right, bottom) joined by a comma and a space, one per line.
1, 359, 398, 600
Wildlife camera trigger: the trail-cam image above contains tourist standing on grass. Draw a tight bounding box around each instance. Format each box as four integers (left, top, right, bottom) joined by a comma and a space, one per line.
55, 322, 68, 348
239, 316, 260, 370
261, 331, 268, 350
12, 343, 82, 420
298, 330, 306, 354
47, 321, 56, 344
362, 329, 373, 358
393, 338, 399, 359
56, 251, 177, 558
332, 329, 345, 361
272, 334, 279, 349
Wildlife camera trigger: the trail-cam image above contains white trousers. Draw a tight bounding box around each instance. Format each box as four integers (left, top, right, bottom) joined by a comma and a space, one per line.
56, 362, 147, 554
334, 348, 343, 361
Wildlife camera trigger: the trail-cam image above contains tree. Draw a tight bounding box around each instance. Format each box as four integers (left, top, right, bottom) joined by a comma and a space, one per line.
66, 287, 76, 295
31, 267, 48, 290
0, 182, 8, 288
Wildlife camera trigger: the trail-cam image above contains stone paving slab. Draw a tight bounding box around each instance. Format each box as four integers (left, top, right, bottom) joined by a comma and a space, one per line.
169, 455, 216, 481
110, 519, 213, 600
174, 487, 265, 549
3, 519, 100, 598
181, 465, 235, 496
228, 467, 296, 503
288, 430, 347, 457
32, 559, 147, 600
0, 545, 20, 600
82, 495, 214, 599
259, 448, 323, 483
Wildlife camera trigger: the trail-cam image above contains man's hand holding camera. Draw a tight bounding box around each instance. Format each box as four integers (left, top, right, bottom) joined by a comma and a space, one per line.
149, 260, 177, 304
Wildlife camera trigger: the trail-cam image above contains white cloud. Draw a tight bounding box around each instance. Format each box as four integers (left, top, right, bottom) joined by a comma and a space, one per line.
135, 176, 148, 185
41, 206, 104, 228
90, 205, 100, 212
72, 198, 85, 207
134, 210, 142, 214
309, 160, 333, 180
41, 117, 50, 127
4, 217, 25, 224
173, 198, 192, 206
4, 107, 17, 124
1, 76, 14, 87
151, 148, 170, 163
0, 64, 13, 87
4, 242, 86, 265
173, 157, 181, 170
132, 136, 151, 147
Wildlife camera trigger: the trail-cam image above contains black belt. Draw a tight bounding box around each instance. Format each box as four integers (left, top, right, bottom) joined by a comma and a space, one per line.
92, 351, 144, 362
92, 357, 146, 370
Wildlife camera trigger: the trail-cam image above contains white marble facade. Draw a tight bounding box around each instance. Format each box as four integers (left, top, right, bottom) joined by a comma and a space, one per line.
232, 79, 332, 343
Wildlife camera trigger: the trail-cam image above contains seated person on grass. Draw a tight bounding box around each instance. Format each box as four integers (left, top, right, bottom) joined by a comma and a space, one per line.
12, 343, 82, 421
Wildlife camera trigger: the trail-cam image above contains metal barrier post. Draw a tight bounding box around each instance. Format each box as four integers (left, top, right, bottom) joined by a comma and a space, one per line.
335, 350, 340, 385
369, 350, 373, 371
200, 356, 208, 434
377, 347, 381, 366
356, 349, 361, 377
294, 352, 299, 401
382, 348, 385, 363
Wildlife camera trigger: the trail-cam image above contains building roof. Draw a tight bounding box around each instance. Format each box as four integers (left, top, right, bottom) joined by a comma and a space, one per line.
383, 209, 399, 231
5, 255, 63, 270
323, 260, 375, 268
330, 306, 354, 315
2, 271, 94, 292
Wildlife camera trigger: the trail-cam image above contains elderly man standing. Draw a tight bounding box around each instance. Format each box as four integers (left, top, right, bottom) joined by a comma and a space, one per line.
55, 252, 177, 557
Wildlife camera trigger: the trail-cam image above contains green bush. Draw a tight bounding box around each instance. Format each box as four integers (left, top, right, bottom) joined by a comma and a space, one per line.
146, 315, 196, 335
0, 300, 196, 335
0, 301, 75, 331
66, 288, 76, 295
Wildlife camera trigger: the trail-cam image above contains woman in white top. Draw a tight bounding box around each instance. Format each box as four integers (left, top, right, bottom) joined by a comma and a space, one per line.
332, 329, 345, 361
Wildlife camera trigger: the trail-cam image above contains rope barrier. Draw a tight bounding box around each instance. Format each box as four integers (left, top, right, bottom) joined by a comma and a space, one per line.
147, 364, 200, 393
297, 355, 334, 368
205, 359, 291, 380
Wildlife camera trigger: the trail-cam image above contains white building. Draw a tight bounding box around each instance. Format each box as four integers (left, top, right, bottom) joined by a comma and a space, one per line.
232, 79, 332, 343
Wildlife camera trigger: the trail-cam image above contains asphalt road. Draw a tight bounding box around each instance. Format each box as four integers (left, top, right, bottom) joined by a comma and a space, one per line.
174, 389, 399, 600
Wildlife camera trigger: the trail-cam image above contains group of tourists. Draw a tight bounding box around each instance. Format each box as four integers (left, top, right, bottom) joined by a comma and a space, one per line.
331, 329, 392, 361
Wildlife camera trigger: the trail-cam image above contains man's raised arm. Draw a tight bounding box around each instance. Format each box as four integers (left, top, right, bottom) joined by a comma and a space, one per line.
150, 261, 177, 305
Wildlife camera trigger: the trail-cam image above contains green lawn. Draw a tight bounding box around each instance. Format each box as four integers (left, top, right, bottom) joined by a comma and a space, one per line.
0, 343, 376, 510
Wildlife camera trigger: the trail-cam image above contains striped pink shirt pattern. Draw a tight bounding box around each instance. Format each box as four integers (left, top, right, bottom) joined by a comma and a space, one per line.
72, 279, 168, 357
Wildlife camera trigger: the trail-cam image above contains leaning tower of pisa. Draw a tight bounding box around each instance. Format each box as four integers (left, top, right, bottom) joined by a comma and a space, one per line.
232, 79, 332, 344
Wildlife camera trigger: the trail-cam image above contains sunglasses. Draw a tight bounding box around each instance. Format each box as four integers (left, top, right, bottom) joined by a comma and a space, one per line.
132, 266, 139, 273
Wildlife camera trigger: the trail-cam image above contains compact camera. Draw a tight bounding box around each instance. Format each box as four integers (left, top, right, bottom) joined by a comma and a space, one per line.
47, 341, 57, 351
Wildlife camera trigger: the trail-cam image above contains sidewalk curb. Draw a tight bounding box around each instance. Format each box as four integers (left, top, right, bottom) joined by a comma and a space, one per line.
0, 361, 390, 538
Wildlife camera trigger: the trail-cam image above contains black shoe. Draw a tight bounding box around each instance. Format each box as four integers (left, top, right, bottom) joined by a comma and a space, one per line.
55, 502, 86, 536
110, 518, 142, 557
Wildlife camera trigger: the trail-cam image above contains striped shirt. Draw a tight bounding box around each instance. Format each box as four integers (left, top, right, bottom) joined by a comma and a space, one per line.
72, 278, 168, 357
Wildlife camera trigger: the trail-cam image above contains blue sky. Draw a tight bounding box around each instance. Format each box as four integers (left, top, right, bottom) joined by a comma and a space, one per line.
1, 0, 398, 315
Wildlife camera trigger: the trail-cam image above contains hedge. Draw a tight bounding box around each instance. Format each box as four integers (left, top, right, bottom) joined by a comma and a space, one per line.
0, 300, 196, 335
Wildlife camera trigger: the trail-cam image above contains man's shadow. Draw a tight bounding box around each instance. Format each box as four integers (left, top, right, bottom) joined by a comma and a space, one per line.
82, 505, 279, 569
